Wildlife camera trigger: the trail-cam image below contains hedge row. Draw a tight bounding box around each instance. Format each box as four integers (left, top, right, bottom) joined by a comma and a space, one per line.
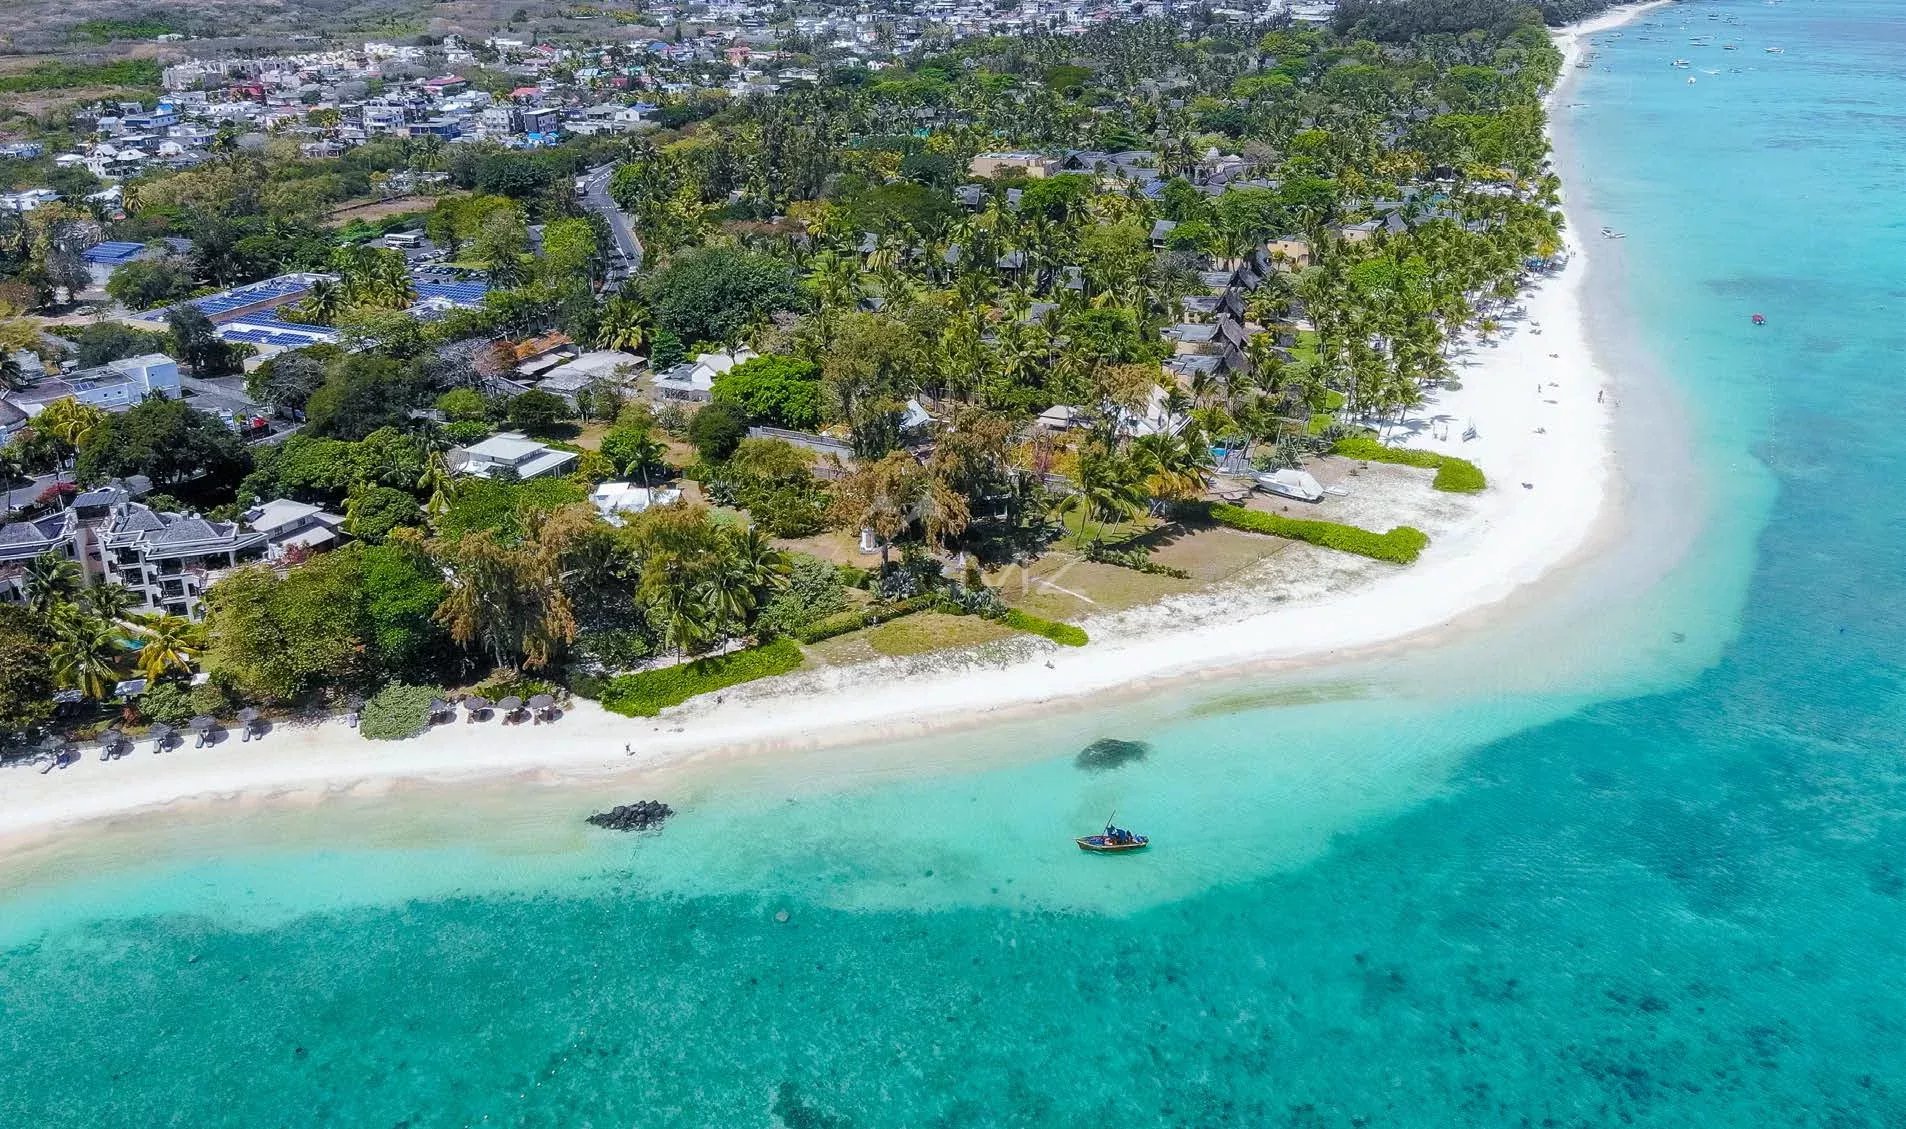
1206, 503, 1429, 565
591, 638, 805, 717
793, 595, 937, 644
1333, 436, 1486, 493
1003, 609, 1089, 647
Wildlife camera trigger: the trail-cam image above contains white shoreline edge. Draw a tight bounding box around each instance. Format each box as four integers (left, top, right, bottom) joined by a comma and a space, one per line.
0, 2, 1678, 847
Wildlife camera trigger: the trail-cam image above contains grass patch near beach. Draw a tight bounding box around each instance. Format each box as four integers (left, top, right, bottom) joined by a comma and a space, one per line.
1205, 502, 1429, 565
590, 638, 804, 717
864, 612, 1017, 656
1333, 436, 1486, 493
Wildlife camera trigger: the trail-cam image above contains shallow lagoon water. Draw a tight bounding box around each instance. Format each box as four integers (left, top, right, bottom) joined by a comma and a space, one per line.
6, 1, 1906, 1123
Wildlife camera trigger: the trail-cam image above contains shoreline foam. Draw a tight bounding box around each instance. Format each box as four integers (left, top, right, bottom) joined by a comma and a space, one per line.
0, 4, 1676, 848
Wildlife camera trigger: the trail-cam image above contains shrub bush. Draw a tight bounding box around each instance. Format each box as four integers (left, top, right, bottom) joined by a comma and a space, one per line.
594, 638, 804, 717
1205, 502, 1428, 564
1003, 609, 1089, 647
758, 553, 848, 637
1332, 436, 1486, 493
135, 680, 195, 727
359, 682, 441, 740
1083, 544, 1192, 579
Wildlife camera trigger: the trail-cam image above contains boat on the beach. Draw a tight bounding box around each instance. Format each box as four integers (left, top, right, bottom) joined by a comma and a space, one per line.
1077, 822, 1149, 853
1254, 468, 1325, 503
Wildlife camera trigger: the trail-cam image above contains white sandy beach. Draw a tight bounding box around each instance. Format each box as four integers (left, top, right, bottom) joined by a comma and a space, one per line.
0, 5, 1675, 845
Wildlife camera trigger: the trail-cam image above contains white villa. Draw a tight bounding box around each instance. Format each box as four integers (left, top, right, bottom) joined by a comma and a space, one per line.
446, 432, 578, 480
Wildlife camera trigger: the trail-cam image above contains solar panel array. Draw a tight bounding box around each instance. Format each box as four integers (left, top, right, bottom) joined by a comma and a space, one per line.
147, 276, 312, 319
219, 325, 338, 349
414, 279, 489, 305
83, 241, 147, 265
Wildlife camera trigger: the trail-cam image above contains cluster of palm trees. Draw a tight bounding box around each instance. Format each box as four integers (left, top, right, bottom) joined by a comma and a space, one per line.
431, 502, 791, 669
284, 246, 416, 326
15, 552, 205, 700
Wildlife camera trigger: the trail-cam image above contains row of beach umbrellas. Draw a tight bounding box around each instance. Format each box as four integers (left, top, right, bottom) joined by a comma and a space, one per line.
426, 693, 559, 723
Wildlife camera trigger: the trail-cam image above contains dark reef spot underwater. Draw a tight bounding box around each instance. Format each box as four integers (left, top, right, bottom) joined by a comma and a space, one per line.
1076, 738, 1152, 772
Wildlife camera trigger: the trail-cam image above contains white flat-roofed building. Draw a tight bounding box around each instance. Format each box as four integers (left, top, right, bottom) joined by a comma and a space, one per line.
447, 431, 578, 480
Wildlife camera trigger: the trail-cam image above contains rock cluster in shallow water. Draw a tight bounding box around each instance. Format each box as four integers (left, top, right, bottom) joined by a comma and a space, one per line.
586, 801, 674, 831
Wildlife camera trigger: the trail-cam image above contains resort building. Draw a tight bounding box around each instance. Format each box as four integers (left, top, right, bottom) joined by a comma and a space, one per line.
0, 488, 341, 618
3, 354, 182, 419
96, 503, 272, 619
968, 152, 1059, 179
446, 432, 579, 480
0, 509, 80, 606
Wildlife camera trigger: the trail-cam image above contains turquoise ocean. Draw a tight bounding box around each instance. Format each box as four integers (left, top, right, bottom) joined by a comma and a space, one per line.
5, 0, 1906, 1122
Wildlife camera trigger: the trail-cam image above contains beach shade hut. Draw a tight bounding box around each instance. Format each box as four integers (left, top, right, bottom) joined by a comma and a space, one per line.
527, 693, 556, 722
462, 696, 491, 722
426, 698, 450, 724
497, 696, 524, 723
236, 707, 261, 742
97, 727, 124, 761
38, 733, 67, 771
147, 723, 174, 753
189, 715, 218, 748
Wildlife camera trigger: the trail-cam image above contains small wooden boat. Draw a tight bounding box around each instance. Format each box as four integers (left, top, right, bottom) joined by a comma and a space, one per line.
1077, 821, 1149, 853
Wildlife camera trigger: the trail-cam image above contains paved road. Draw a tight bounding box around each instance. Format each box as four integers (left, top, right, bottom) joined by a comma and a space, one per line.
579, 163, 644, 278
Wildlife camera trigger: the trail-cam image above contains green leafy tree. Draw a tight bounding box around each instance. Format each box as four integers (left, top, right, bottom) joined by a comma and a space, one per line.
643, 246, 802, 346
688, 401, 749, 463
507, 389, 569, 434
712, 354, 824, 430
74, 397, 250, 490
202, 555, 371, 702
0, 606, 56, 733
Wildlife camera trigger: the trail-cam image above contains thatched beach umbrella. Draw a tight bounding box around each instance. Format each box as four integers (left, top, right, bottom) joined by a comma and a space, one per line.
37, 733, 65, 772
427, 698, 449, 719
237, 707, 261, 742
147, 723, 173, 752
497, 695, 523, 712
97, 727, 123, 760
528, 693, 556, 722
189, 715, 217, 747
462, 696, 491, 720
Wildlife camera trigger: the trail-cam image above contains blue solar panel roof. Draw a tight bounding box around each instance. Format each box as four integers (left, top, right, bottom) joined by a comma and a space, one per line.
84, 241, 146, 265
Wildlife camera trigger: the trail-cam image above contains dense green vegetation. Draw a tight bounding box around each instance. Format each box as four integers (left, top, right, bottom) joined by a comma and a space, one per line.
1204, 502, 1430, 564
1333, 436, 1487, 492
585, 637, 805, 717
0, 59, 161, 93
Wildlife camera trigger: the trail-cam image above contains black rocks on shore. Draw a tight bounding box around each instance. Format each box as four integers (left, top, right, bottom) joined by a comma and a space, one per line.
586, 801, 675, 831
1075, 738, 1151, 773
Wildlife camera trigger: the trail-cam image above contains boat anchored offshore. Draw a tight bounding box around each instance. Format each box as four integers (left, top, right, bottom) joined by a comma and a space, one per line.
1077, 818, 1149, 853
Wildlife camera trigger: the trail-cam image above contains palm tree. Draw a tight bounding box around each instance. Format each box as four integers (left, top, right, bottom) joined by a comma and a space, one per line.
302, 278, 344, 325
594, 298, 651, 353
50, 611, 129, 699
130, 613, 203, 681
369, 251, 415, 308
78, 582, 137, 623
22, 550, 82, 614
1061, 442, 1148, 547
417, 453, 460, 525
